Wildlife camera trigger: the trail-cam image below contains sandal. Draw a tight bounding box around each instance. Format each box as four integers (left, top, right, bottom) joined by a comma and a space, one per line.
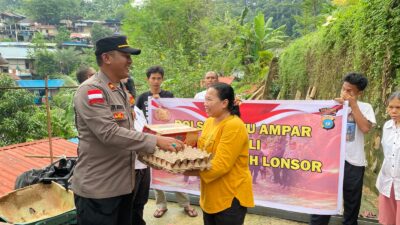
153, 208, 168, 218
184, 206, 198, 217
360, 210, 376, 219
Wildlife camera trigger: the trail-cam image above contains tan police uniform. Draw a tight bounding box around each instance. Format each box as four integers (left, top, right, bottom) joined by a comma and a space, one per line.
72, 70, 157, 199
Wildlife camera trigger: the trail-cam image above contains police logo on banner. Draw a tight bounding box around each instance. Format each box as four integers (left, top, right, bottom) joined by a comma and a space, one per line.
319, 107, 337, 130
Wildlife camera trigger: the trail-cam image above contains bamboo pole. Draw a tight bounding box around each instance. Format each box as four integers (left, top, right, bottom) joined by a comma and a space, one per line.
25, 155, 64, 159
45, 76, 54, 164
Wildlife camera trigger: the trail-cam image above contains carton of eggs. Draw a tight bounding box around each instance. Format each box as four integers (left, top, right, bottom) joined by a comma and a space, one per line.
140, 145, 212, 173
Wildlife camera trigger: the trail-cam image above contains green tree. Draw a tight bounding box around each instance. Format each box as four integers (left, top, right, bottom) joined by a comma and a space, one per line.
256, 0, 302, 37
293, 0, 333, 36
54, 48, 81, 75
54, 26, 71, 46
0, 74, 76, 146
23, 0, 81, 24
123, 0, 215, 96
237, 12, 287, 81
32, 50, 58, 78
90, 23, 114, 43
0, 0, 24, 11
81, 0, 129, 20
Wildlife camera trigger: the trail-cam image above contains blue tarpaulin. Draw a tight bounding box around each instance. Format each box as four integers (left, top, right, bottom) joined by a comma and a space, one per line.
16, 80, 64, 89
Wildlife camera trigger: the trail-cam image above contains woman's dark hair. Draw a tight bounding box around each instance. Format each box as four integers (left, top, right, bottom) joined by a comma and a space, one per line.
209, 82, 240, 117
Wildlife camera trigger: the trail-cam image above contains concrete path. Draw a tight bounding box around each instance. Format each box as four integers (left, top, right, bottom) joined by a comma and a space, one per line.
143, 199, 306, 225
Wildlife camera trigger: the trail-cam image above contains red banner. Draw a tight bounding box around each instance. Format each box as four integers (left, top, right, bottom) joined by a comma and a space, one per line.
148, 98, 348, 215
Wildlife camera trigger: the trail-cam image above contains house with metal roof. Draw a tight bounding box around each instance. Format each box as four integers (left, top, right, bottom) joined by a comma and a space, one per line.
0, 42, 33, 79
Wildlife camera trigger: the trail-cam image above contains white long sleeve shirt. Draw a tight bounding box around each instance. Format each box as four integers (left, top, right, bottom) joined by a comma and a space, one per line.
376, 119, 400, 199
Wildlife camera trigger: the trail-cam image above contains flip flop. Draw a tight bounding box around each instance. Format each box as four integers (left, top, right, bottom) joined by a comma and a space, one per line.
184, 206, 198, 217
153, 208, 168, 218
360, 210, 376, 219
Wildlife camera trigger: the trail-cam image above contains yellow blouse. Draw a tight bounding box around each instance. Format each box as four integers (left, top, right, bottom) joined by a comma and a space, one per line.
198, 115, 254, 214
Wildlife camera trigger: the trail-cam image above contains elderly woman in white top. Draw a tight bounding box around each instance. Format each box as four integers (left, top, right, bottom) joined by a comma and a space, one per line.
376, 91, 400, 225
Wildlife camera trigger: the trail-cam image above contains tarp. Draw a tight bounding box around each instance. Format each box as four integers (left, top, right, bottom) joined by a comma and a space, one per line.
16, 79, 64, 89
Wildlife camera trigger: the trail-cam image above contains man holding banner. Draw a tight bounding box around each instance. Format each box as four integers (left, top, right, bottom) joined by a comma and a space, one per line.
310, 73, 376, 225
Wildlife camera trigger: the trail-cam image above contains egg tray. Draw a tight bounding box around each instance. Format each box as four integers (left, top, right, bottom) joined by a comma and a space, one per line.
139, 145, 212, 174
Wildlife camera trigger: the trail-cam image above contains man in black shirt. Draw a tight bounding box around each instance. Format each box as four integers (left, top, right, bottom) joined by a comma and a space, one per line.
136, 65, 198, 219
136, 66, 173, 119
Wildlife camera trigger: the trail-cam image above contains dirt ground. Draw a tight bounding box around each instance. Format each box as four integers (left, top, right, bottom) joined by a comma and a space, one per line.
143, 199, 306, 225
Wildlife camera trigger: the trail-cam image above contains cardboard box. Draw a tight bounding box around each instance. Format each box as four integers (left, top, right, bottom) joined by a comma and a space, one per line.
143, 123, 200, 147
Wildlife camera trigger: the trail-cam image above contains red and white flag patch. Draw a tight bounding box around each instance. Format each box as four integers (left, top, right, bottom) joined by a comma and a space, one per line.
87, 89, 105, 105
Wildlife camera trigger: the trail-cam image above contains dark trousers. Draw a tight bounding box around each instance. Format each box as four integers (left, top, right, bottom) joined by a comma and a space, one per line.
74, 192, 134, 225
310, 161, 365, 225
132, 167, 151, 225
203, 198, 247, 225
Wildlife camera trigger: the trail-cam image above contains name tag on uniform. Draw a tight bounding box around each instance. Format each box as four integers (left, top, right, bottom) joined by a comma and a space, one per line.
111, 105, 124, 111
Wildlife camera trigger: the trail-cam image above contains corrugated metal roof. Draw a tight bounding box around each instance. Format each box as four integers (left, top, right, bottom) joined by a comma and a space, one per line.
0, 138, 77, 197
16, 79, 64, 89
8, 73, 20, 80
219, 76, 235, 85
0, 46, 30, 59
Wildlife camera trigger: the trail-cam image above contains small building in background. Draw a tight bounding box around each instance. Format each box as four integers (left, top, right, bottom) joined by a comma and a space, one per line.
0, 42, 33, 79
0, 12, 26, 41
34, 24, 58, 39
16, 79, 64, 104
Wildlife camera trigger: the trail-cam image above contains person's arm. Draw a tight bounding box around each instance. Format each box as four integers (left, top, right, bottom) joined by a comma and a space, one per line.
200, 121, 246, 184
75, 85, 183, 152
349, 102, 373, 133
335, 94, 373, 133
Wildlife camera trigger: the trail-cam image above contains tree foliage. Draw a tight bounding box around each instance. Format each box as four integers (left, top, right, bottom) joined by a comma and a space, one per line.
277, 0, 400, 191
90, 23, 114, 43
0, 74, 75, 146
23, 0, 81, 24
54, 26, 71, 46
123, 0, 287, 97
80, 0, 129, 20
0, 0, 24, 11
239, 12, 287, 81
293, 0, 333, 36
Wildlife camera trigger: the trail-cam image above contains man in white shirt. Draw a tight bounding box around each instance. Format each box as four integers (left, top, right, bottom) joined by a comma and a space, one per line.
310, 73, 376, 225
194, 71, 219, 99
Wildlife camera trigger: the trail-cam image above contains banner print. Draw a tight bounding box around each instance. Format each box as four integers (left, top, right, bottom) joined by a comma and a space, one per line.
148, 98, 348, 215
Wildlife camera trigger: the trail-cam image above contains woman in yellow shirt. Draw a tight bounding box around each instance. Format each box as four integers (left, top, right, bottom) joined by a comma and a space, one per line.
186, 82, 254, 225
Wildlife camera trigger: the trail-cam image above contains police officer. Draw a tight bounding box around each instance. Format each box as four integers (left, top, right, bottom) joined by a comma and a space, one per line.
72, 35, 184, 225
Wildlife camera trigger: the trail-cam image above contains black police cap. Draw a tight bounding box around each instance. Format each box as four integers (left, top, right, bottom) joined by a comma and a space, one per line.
95, 35, 141, 56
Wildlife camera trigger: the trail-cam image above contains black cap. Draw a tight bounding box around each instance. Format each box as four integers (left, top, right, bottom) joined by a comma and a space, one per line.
95, 35, 141, 56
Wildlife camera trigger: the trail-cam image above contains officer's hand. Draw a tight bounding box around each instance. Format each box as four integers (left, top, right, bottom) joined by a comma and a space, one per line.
156, 136, 184, 152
